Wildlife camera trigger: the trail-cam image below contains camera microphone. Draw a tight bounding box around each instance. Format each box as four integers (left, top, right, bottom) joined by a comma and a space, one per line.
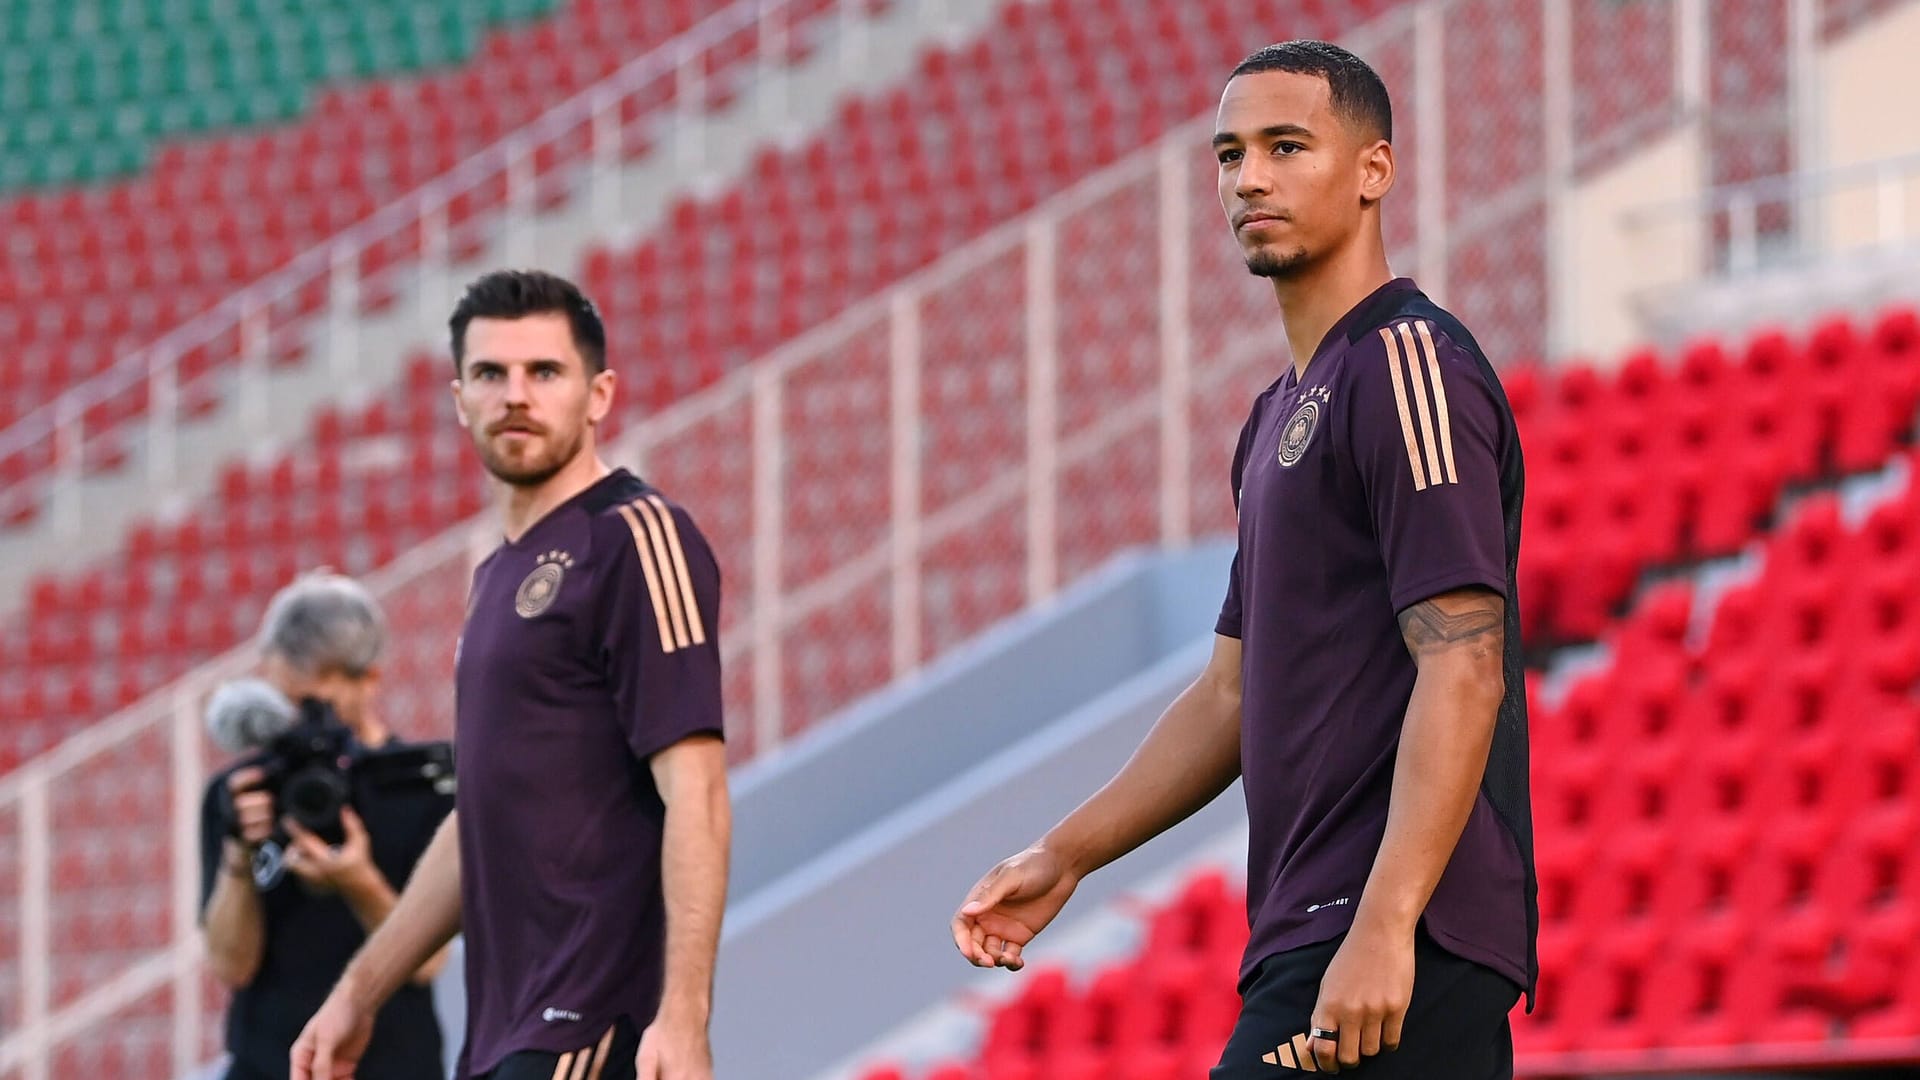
204, 678, 300, 753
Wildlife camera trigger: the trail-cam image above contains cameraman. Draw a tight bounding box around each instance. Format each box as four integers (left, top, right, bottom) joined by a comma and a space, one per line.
200, 573, 453, 1080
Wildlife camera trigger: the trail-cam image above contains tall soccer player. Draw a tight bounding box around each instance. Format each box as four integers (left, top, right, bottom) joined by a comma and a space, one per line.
952, 42, 1535, 1077
291, 271, 731, 1080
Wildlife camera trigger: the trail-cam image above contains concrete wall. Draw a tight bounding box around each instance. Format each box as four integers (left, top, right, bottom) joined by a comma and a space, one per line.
726, 541, 1231, 899
1562, 126, 1706, 365
1818, 1, 1920, 253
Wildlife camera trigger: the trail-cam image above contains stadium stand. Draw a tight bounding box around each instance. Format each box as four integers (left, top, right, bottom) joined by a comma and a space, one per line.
0, 0, 563, 192
0, 0, 1862, 757
2, 2, 1917, 1076
6, 300, 1911, 1078
7, 302, 1914, 769
0, 0, 844, 460
0, 0, 1406, 748
1516, 306, 1920, 643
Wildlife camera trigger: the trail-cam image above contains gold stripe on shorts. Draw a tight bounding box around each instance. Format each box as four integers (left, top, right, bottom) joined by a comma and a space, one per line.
1292, 1031, 1319, 1071
584, 1025, 618, 1080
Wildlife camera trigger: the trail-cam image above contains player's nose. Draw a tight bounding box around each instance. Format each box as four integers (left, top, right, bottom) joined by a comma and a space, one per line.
1235, 158, 1273, 200
503, 366, 533, 404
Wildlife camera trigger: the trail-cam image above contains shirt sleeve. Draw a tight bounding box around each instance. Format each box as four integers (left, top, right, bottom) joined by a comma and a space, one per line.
594, 496, 726, 761
1215, 403, 1260, 640
1346, 319, 1508, 613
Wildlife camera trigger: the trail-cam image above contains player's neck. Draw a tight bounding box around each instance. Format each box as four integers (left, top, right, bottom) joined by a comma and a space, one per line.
499, 451, 613, 543
1270, 244, 1393, 382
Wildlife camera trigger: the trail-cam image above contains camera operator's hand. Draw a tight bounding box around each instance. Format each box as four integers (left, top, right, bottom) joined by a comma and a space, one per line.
227, 767, 276, 849
283, 808, 380, 897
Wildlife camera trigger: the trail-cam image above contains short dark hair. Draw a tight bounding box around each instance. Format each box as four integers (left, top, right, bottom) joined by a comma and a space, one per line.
1230, 40, 1393, 143
449, 269, 608, 376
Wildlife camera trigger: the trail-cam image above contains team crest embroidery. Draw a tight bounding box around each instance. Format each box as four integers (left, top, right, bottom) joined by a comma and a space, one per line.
515, 550, 574, 619
1278, 386, 1332, 467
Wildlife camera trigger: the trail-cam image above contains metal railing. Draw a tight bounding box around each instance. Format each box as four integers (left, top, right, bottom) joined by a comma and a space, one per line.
1623, 146, 1920, 276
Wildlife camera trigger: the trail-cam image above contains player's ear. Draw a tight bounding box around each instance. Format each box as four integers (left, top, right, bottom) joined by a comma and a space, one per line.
588, 367, 616, 424
450, 376, 473, 430
1359, 138, 1394, 206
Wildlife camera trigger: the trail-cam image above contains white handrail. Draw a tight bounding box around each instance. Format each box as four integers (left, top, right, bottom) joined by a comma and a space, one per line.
1623, 147, 1920, 227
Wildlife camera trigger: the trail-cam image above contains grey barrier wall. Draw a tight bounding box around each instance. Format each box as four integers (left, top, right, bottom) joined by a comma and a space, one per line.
713, 541, 1241, 1078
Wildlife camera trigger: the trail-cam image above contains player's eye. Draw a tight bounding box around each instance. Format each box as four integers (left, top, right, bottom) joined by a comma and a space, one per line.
1217, 148, 1243, 165
1275, 141, 1304, 156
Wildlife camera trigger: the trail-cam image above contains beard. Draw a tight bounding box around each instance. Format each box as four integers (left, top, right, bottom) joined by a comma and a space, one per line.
472, 421, 588, 488
1244, 243, 1313, 279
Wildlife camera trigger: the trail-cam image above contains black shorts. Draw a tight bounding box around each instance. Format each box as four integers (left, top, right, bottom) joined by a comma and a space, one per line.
476, 1018, 640, 1080
1211, 930, 1521, 1078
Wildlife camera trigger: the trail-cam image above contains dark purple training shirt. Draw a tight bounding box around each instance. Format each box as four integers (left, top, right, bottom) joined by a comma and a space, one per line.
454, 469, 724, 1076
1217, 278, 1537, 998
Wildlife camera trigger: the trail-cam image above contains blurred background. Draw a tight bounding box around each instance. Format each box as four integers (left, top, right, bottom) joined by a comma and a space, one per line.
0, 0, 1917, 1076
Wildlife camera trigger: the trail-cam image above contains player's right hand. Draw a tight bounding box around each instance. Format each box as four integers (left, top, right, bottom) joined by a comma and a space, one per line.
951, 846, 1079, 971
290, 985, 373, 1080
227, 767, 275, 848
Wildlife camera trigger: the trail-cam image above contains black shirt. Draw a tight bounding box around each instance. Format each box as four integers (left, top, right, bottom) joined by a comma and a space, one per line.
199, 736, 454, 1080
1216, 279, 1536, 1000
454, 469, 724, 1075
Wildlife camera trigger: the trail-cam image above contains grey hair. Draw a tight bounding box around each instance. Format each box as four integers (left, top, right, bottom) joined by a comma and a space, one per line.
258, 572, 388, 676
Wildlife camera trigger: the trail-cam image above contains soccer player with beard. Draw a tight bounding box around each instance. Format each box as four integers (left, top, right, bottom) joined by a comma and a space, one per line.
292, 270, 731, 1080
953, 42, 1536, 1077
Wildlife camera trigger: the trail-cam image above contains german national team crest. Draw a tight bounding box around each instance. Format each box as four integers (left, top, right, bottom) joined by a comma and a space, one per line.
515, 550, 574, 619
1278, 386, 1332, 467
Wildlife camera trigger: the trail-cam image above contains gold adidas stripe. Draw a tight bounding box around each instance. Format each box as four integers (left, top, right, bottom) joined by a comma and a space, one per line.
584, 1026, 617, 1080
1415, 319, 1459, 484
631, 498, 692, 649
548, 1051, 574, 1080
1379, 327, 1429, 491
1395, 322, 1447, 485
1293, 1030, 1319, 1071
567, 1042, 593, 1080
645, 494, 707, 646
617, 503, 679, 652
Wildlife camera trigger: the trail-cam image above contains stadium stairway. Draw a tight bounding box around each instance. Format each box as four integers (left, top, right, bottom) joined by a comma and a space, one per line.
0, 0, 1007, 607
709, 539, 1240, 1079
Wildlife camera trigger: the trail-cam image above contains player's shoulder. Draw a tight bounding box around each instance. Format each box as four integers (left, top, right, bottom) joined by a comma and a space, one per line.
582, 472, 715, 571
1340, 283, 1480, 358
1335, 299, 1493, 405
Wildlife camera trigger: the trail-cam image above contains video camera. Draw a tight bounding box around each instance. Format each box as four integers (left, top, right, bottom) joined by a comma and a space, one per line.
206, 679, 454, 845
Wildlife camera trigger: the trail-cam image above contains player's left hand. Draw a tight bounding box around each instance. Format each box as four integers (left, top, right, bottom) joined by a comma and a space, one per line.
284, 808, 377, 895
633, 1012, 713, 1080
1308, 921, 1415, 1072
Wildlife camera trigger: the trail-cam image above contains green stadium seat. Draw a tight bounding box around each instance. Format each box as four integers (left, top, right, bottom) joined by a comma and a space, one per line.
0, 0, 558, 190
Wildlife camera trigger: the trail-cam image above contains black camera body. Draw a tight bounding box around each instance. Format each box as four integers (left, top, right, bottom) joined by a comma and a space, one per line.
223, 697, 455, 846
